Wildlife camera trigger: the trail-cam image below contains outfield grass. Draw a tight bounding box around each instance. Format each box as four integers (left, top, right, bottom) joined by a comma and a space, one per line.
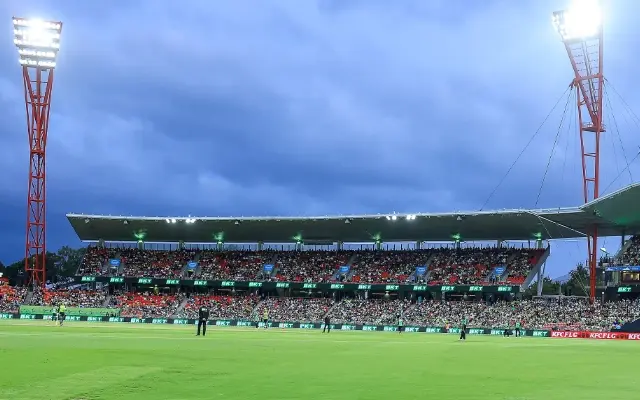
0, 321, 636, 400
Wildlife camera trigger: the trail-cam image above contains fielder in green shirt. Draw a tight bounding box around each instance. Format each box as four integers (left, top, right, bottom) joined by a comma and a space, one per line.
57, 304, 66, 326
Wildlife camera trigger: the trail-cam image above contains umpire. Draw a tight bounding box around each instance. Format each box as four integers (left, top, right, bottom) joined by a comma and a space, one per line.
323, 315, 331, 333
459, 317, 467, 341
197, 305, 210, 336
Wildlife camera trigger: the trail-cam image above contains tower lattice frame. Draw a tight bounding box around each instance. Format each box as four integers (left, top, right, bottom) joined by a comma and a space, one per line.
558, 23, 604, 303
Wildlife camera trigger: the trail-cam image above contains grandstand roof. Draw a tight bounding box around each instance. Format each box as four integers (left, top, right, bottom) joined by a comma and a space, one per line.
67, 184, 640, 244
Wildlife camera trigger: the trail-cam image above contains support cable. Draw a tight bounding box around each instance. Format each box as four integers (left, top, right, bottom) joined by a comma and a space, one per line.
524, 211, 588, 239
601, 149, 640, 195
480, 86, 572, 211
524, 210, 592, 296
603, 82, 633, 184
535, 88, 574, 207
560, 91, 576, 191
605, 79, 640, 128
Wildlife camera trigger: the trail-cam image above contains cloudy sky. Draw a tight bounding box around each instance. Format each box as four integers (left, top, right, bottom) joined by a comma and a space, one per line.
1, 0, 639, 277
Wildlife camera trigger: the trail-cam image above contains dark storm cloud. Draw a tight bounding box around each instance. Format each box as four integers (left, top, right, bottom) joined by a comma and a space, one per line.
1, 0, 640, 277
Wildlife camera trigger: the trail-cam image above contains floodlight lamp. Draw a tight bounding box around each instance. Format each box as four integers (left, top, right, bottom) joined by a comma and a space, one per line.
12, 17, 62, 68
552, 1, 602, 41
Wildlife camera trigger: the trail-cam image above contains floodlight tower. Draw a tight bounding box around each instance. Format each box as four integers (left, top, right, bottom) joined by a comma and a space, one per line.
12, 18, 63, 286
552, 1, 603, 303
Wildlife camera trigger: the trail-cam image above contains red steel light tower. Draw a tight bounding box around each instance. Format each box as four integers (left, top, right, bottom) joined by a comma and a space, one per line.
13, 18, 63, 286
552, 1, 603, 303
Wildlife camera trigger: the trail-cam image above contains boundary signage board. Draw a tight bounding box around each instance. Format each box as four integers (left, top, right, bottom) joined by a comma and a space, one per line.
76, 276, 520, 293
0, 313, 547, 336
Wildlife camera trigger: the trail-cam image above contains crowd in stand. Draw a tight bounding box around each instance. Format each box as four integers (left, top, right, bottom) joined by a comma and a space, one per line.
30, 288, 107, 308
178, 294, 259, 320
0, 285, 27, 313
275, 251, 351, 282
428, 248, 503, 285
505, 249, 545, 284
121, 249, 196, 278
352, 298, 640, 331
15, 236, 630, 329
196, 251, 222, 280
261, 297, 333, 322
349, 251, 430, 284
199, 251, 270, 281
608, 236, 640, 266
2, 284, 640, 331
329, 299, 412, 325
116, 292, 184, 318
77, 247, 119, 276
427, 247, 543, 285
76, 247, 544, 286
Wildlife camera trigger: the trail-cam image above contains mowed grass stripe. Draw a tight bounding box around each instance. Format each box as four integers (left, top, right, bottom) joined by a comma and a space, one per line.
0, 367, 160, 400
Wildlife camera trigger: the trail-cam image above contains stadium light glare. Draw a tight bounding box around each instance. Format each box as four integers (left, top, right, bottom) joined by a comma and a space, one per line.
552, 0, 602, 41
13, 18, 62, 68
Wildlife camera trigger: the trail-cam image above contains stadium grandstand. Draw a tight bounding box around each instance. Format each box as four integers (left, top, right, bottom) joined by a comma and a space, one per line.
4, 184, 640, 334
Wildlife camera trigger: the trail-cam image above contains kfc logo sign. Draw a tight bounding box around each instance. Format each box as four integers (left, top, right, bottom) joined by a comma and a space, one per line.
551, 331, 579, 338
551, 331, 640, 340
588, 332, 621, 340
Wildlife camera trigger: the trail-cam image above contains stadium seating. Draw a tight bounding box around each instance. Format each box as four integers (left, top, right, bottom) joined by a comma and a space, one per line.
116, 293, 184, 318
503, 249, 546, 284
179, 294, 258, 320
121, 249, 195, 278
199, 251, 271, 281
0, 285, 27, 313
77, 247, 119, 276
260, 297, 332, 323
30, 289, 107, 308
328, 297, 640, 331
75, 247, 544, 286
275, 251, 351, 282
349, 250, 430, 283
616, 235, 640, 265
329, 299, 411, 325
428, 247, 543, 285
196, 250, 222, 280
428, 248, 496, 285
3, 280, 639, 331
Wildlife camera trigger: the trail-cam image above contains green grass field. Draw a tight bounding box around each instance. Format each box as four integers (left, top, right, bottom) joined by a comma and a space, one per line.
0, 321, 635, 400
